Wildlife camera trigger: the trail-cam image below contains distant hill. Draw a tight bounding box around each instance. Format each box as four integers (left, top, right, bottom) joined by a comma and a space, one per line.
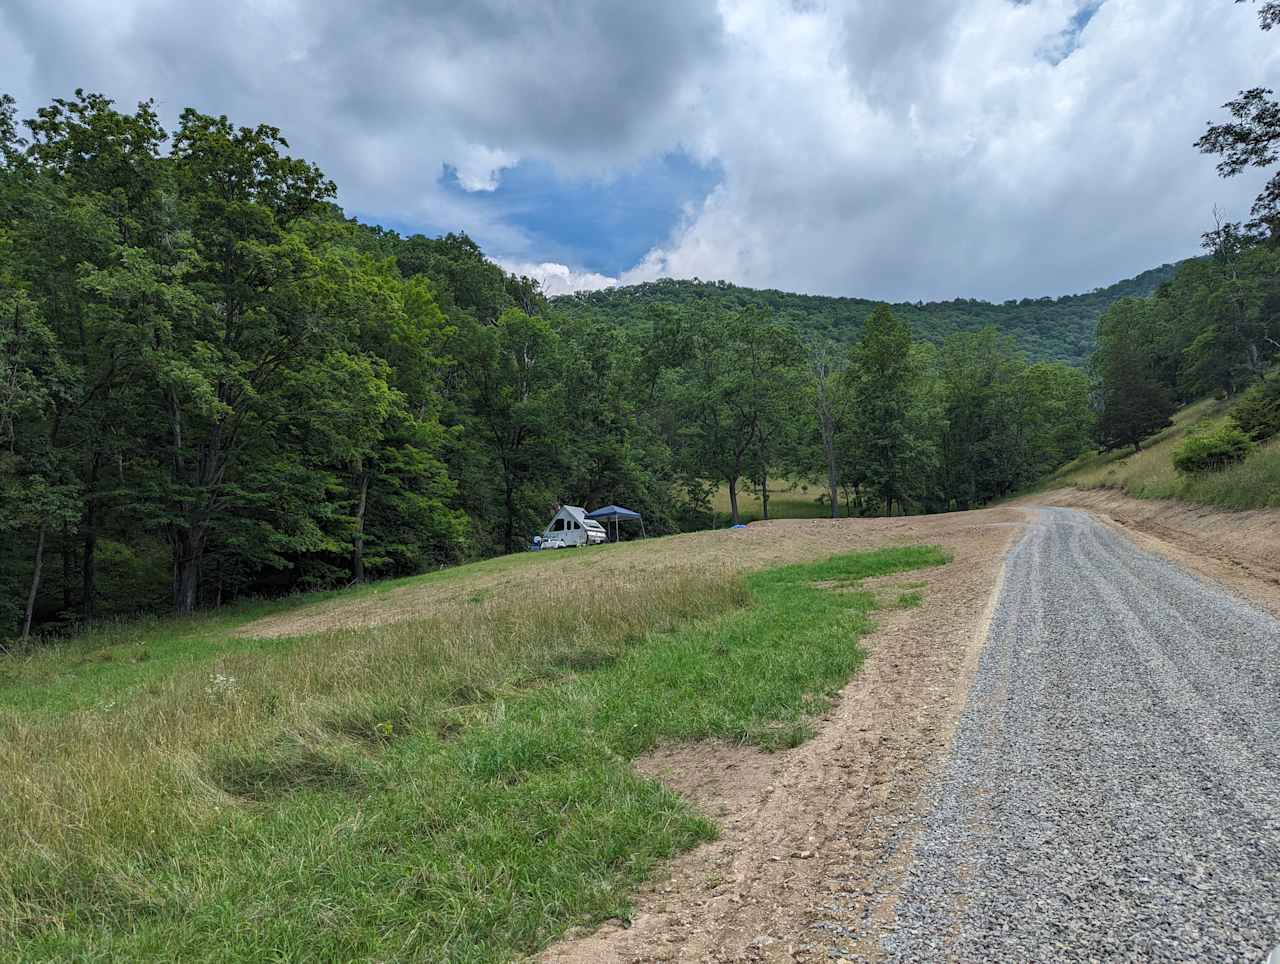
551, 262, 1185, 366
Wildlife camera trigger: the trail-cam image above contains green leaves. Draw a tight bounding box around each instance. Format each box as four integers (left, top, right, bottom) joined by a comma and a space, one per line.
844, 305, 936, 515
1232, 370, 1280, 441
1173, 423, 1255, 474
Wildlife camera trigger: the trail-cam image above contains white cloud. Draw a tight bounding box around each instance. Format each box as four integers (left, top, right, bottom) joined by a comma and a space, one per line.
622, 0, 1280, 300
451, 146, 518, 193
498, 260, 618, 297
3, 0, 1277, 300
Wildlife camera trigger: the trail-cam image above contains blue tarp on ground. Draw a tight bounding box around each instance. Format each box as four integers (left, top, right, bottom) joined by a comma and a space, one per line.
586, 505, 642, 522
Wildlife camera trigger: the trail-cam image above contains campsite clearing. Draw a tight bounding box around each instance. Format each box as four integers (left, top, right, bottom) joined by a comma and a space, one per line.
11, 497, 1274, 961
2, 510, 1013, 962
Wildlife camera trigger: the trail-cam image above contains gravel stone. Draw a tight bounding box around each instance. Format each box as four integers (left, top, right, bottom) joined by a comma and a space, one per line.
881, 508, 1280, 962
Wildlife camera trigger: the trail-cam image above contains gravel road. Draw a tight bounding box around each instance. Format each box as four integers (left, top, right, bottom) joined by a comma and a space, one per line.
882, 507, 1280, 962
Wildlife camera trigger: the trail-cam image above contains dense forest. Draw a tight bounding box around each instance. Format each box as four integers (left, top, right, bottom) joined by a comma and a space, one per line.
5, 33, 1277, 643
0, 90, 1107, 638
553, 264, 1183, 367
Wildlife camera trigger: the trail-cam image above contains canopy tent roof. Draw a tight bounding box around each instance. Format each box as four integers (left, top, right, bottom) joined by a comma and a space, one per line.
586, 505, 642, 522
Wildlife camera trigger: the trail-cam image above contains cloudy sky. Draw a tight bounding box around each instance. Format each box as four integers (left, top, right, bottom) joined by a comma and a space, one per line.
2, 1, 1276, 300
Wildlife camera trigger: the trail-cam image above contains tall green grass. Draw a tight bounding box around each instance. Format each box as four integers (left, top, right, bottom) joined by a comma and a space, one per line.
1151, 438, 1280, 509
0, 549, 552, 716
1042, 397, 1280, 510
1, 546, 946, 962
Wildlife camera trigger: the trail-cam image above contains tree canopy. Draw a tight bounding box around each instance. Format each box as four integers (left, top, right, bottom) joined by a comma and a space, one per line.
0, 90, 1107, 639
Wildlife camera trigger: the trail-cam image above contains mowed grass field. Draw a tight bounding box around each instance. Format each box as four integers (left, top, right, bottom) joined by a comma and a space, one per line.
1040, 396, 1280, 510
709, 480, 835, 524
0, 526, 947, 962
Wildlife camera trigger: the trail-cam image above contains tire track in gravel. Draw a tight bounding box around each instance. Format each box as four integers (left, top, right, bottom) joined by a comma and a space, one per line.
881, 507, 1280, 963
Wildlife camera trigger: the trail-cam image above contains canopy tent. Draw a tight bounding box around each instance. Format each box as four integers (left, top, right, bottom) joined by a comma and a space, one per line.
586, 504, 646, 542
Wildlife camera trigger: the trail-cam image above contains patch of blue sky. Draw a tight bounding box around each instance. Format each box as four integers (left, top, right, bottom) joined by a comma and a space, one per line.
441, 151, 722, 277
1043, 0, 1105, 65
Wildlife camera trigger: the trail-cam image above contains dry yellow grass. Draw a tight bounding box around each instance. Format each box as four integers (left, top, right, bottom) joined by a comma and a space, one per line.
1046, 397, 1232, 492
0, 566, 743, 933
2, 513, 975, 899
241, 515, 935, 640
1, 510, 1020, 959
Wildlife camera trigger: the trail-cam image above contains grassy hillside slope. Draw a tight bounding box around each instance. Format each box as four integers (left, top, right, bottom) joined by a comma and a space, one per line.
1040, 397, 1280, 510
552, 263, 1184, 366
1, 528, 947, 962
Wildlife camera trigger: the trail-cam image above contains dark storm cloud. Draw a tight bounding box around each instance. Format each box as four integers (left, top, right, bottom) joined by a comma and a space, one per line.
302, 1, 725, 157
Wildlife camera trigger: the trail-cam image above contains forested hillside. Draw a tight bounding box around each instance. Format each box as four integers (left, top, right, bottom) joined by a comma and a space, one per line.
0, 91, 1103, 639
552, 264, 1182, 366
1081, 2, 1280, 507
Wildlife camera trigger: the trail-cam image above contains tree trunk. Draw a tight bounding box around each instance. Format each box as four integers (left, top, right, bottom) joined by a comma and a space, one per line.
818, 406, 840, 519
82, 457, 100, 626
82, 518, 97, 626
22, 525, 47, 641
503, 476, 516, 555
172, 527, 205, 615
727, 478, 740, 525
351, 467, 370, 583
760, 473, 770, 521
825, 450, 839, 519
61, 523, 73, 614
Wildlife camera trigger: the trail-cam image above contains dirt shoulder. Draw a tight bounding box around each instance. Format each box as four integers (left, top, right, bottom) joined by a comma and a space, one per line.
1019, 488, 1280, 618
539, 508, 1026, 963
538, 491, 1279, 963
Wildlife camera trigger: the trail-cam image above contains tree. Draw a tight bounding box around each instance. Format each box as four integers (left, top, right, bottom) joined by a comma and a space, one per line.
1093, 300, 1177, 451
648, 306, 805, 525
553, 313, 679, 534
1244, 0, 1280, 30
0, 285, 80, 638
742, 320, 806, 521
159, 109, 338, 612
1151, 231, 1280, 398
807, 342, 849, 518
339, 264, 464, 581
450, 308, 563, 554
1197, 2, 1280, 237
3, 92, 178, 626
845, 305, 936, 516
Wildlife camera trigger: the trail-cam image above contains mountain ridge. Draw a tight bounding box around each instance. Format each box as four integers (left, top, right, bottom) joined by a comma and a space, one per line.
551, 261, 1186, 365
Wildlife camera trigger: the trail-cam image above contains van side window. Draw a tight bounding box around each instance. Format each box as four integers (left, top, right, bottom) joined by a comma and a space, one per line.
552, 519, 564, 532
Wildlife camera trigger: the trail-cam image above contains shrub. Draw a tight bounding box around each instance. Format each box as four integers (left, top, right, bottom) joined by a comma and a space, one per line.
1173, 424, 1255, 474
1232, 372, 1280, 442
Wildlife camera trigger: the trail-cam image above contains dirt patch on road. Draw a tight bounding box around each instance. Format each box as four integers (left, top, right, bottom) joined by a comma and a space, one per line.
539, 508, 1025, 963
1023, 488, 1280, 617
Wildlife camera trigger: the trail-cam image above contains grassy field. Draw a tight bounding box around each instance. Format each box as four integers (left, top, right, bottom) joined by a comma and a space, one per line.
1040, 397, 1280, 510
709, 480, 834, 524
1, 538, 946, 962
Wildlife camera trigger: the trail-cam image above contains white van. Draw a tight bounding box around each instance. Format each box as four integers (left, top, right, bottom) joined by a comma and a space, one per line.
541, 505, 607, 548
